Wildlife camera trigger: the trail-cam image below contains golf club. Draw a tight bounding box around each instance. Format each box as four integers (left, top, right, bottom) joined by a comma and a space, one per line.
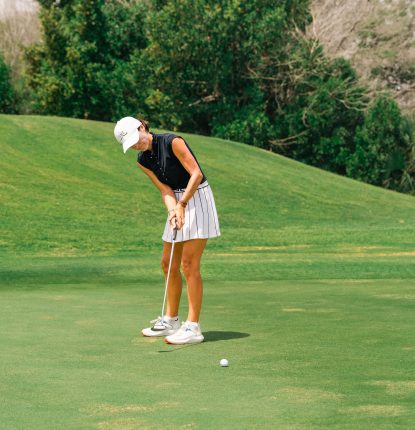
161, 226, 178, 325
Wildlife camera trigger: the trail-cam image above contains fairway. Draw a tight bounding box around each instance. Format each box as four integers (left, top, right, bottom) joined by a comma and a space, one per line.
1, 115, 415, 429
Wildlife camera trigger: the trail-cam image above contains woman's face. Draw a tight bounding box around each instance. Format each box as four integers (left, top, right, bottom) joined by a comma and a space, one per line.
130, 125, 151, 151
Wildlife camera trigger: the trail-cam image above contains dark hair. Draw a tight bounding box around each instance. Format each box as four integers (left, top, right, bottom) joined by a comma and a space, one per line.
137, 117, 149, 132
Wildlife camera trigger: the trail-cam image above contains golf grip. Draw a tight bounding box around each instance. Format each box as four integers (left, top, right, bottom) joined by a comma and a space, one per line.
172, 227, 177, 241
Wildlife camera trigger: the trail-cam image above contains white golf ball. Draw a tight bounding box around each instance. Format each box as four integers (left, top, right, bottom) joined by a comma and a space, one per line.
220, 358, 229, 367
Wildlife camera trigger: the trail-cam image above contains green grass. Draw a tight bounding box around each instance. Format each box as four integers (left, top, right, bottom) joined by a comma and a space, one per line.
1, 114, 415, 429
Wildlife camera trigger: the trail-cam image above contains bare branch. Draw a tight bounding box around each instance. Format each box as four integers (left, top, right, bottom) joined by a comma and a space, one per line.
0, 1, 40, 80
188, 92, 220, 107
269, 130, 308, 147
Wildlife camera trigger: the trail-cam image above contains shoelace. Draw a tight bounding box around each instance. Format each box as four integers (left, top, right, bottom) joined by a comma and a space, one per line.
150, 316, 171, 329
177, 322, 196, 334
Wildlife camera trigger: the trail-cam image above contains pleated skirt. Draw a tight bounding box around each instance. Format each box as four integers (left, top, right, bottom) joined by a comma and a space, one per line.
162, 181, 221, 243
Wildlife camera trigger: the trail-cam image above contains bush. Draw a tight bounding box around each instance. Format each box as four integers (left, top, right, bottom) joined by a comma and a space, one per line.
213, 106, 273, 149
347, 95, 415, 192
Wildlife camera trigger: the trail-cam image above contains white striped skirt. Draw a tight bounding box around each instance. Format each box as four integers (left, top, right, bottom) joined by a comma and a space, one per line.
162, 181, 221, 243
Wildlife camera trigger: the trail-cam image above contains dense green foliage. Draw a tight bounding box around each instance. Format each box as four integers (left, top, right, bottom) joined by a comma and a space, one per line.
248, 40, 368, 175
25, 0, 147, 120
0, 53, 16, 113
143, 1, 311, 134
347, 96, 415, 192
21, 0, 415, 194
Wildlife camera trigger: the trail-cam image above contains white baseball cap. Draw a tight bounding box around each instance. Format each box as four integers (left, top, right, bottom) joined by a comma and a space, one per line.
114, 116, 142, 153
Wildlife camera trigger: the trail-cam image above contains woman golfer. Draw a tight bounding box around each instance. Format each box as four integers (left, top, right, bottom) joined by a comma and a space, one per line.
114, 116, 220, 344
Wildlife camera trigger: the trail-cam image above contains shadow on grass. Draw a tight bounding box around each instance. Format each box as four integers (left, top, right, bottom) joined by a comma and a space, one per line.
203, 331, 250, 342
158, 344, 195, 353
158, 331, 250, 353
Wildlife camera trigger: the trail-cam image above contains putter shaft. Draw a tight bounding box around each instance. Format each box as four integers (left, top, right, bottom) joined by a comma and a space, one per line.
161, 228, 177, 322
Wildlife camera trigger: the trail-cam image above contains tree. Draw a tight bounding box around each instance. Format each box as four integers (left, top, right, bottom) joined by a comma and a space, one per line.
347, 95, 415, 192
25, 0, 147, 121
23, 0, 415, 194
0, 53, 16, 113
246, 27, 369, 173
143, 1, 311, 132
0, 0, 40, 81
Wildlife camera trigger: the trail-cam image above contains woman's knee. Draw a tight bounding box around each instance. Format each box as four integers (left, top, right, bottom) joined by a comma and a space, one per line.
161, 257, 180, 274
181, 257, 200, 278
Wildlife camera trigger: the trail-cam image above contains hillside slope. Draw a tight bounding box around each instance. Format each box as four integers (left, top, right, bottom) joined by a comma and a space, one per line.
310, 0, 415, 113
1, 114, 415, 257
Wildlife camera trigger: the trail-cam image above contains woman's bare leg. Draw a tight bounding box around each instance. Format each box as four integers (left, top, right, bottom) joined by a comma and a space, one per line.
161, 241, 184, 317
181, 239, 208, 322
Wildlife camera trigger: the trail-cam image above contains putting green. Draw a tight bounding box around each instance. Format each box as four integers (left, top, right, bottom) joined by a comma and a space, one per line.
1, 115, 415, 429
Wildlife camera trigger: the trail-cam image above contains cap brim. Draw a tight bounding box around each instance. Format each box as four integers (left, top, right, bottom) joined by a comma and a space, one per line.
122, 129, 139, 153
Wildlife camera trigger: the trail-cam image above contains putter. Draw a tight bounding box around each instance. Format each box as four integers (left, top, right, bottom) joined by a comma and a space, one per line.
160, 226, 178, 326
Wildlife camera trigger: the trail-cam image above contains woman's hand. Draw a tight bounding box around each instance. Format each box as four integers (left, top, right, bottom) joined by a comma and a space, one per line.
172, 203, 185, 229
168, 210, 177, 229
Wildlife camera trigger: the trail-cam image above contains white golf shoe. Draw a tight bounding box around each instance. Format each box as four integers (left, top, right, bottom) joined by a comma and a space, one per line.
141, 316, 181, 337
164, 321, 204, 345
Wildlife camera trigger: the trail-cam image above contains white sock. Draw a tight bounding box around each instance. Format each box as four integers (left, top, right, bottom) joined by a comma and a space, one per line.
165, 315, 179, 322
185, 320, 199, 328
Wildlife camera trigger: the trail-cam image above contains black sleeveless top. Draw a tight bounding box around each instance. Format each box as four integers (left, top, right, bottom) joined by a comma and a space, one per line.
138, 133, 206, 190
